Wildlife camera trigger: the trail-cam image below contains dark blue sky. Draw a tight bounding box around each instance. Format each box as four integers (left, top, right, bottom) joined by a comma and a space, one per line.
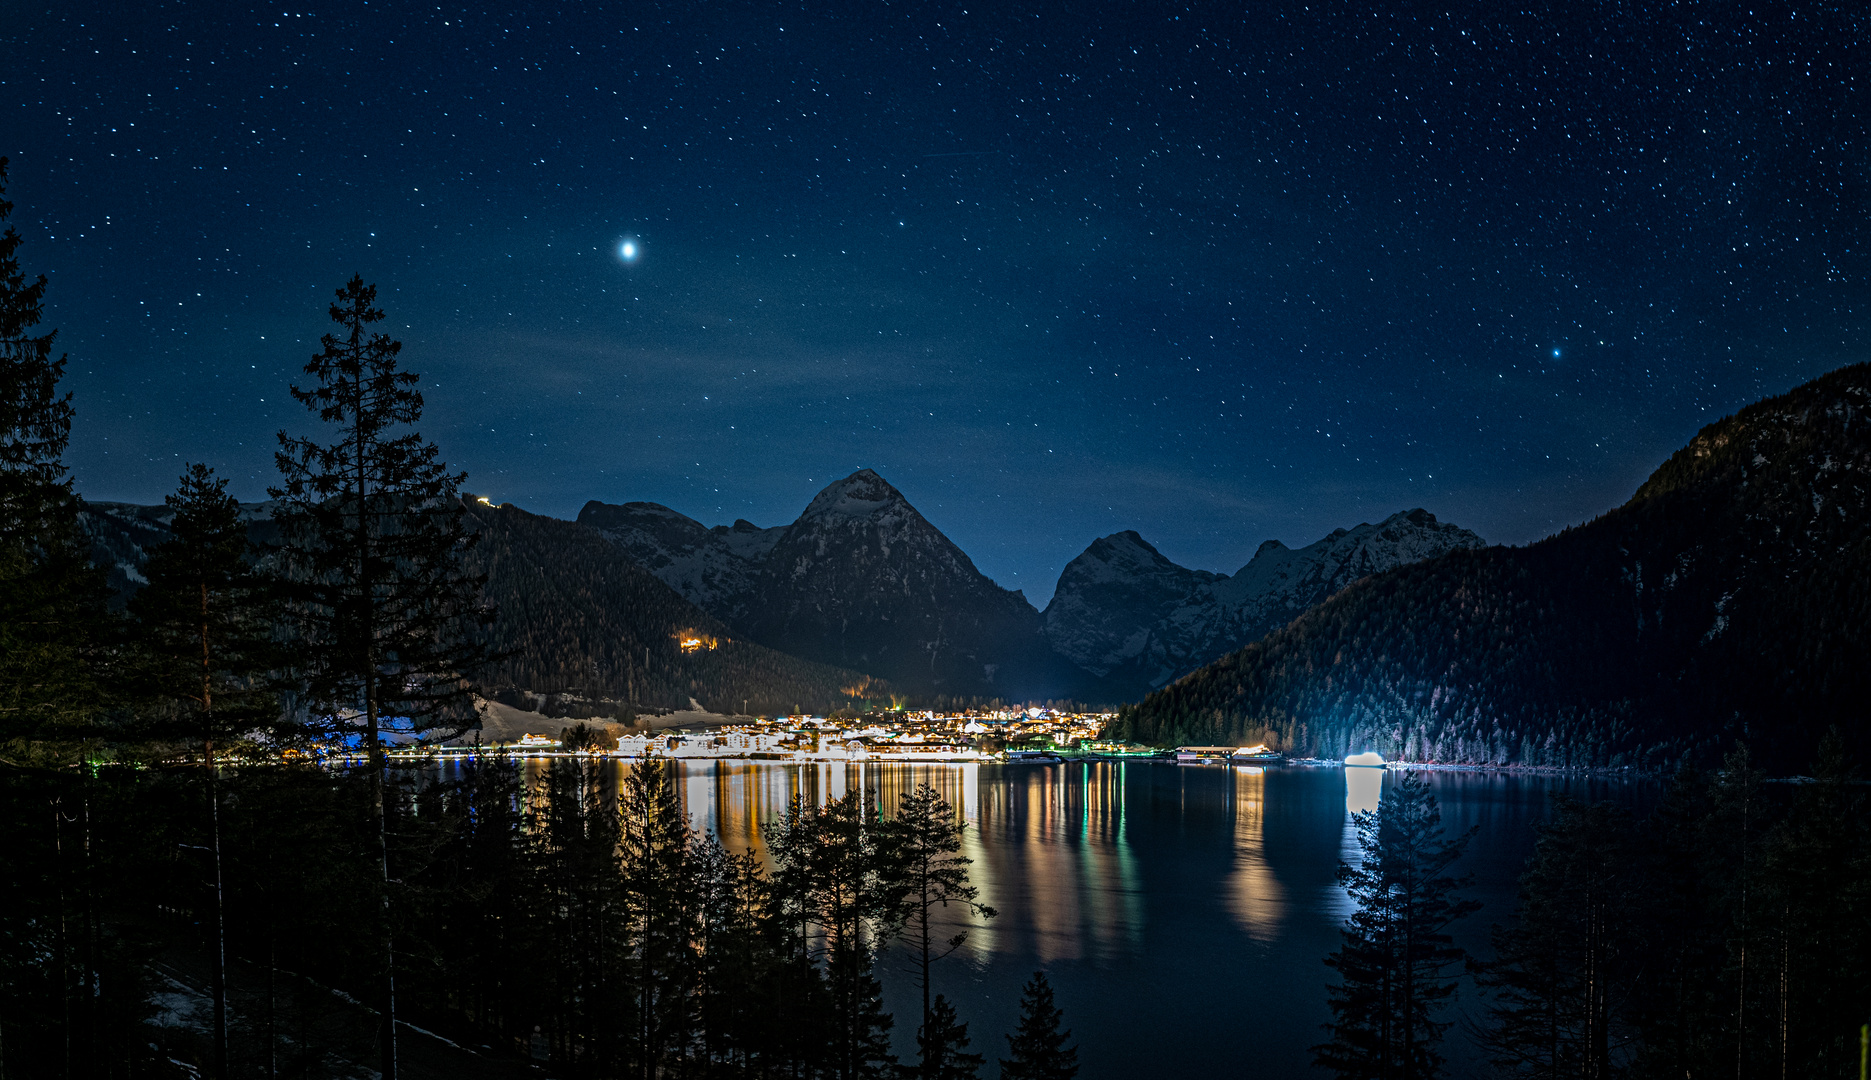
8, 0, 1863, 604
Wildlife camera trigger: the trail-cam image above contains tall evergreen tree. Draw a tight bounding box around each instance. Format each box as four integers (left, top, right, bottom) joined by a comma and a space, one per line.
1472, 798, 1639, 1079
999, 970, 1077, 1080
1703, 743, 1770, 1078
617, 759, 699, 1077
1762, 731, 1870, 1076
270, 275, 489, 1080
1622, 763, 1727, 1078
1314, 770, 1478, 1080
0, 157, 126, 1078
0, 155, 107, 748
690, 832, 772, 1072
769, 789, 900, 1079
887, 781, 996, 1078
917, 993, 983, 1080
129, 462, 280, 1079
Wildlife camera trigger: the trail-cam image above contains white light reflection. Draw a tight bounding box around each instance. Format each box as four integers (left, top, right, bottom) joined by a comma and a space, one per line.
1332, 766, 1388, 921
1345, 764, 1384, 816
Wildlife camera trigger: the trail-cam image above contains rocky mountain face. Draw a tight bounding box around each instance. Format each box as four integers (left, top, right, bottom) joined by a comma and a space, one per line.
582, 470, 1063, 698
1111, 363, 1871, 771
461, 500, 887, 715
1042, 509, 1486, 699
576, 500, 783, 624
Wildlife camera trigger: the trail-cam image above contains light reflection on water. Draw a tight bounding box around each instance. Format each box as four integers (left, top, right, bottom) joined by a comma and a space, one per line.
1228, 767, 1285, 942
468, 758, 1653, 1078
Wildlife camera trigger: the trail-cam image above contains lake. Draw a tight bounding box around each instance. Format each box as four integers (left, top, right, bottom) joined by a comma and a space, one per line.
527, 759, 1654, 1077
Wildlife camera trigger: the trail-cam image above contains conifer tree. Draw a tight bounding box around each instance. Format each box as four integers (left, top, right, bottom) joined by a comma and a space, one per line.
0, 157, 118, 1076
1472, 798, 1639, 1078
271, 275, 489, 1080
769, 789, 900, 1079
1314, 770, 1478, 1080
1000, 970, 1077, 1080
887, 781, 996, 1078
617, 759, 699, 1076
129, 462, 280, 1078
1762, 730, 1871, 1075
917, 993, 983, 1080
0, 156, 107, 748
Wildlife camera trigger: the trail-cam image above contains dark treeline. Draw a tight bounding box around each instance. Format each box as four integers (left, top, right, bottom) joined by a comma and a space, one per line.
1317, 740, 1871, 1080
0, 750, 1067, 1079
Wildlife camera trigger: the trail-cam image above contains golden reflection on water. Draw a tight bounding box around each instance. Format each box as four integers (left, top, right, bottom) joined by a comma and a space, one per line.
603, 760, 1144, 962
666, 760, 981, 864
963, 763, 1144, 964
1227, 767, 1285, 941
509, 759, 1339, 961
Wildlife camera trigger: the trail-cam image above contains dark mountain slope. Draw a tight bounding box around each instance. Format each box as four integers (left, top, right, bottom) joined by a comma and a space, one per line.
1111, 364, 1871, 770
80, 496, 884, 714
735, 470, 1066, 698
462, 498, 888, 713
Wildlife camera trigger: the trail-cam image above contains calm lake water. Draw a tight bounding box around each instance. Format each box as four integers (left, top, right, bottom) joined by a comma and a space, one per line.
510, 759, 1655, 1078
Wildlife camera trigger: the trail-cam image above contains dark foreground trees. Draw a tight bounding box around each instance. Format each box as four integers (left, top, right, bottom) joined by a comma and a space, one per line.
128, 462, 282, 1078
0, 154, 108, 749
1472, 739, 1871, 1080
1000, 970, 1078, 1080
1315, 770, 1478, 1080
888, 781, 997, 1079
1470, 798, 1641, 1078
271, 275, 489, 1080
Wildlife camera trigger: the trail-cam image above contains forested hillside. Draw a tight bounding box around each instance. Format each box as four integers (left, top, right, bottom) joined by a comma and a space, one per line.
81, 496, 887, 716
583, 470, 1074, 698
462, 498, 887, 714
1112, 364, 1871, 770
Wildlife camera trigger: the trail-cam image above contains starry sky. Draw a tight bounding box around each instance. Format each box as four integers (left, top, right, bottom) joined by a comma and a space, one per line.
7, 1, 1864, 605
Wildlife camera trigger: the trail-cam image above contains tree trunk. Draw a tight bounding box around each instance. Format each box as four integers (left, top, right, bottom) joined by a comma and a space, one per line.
204, 579, 229, 1080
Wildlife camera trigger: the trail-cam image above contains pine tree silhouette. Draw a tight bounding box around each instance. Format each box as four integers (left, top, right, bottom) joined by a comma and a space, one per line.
1000, 971, 1077, 1080
1314, 770, 1478, 1080
130, 462, 281, 1078
0, 155, 108, 745
271, 275, 490, 1080
887, 780, 996, 1069
917, 993, 983, 1080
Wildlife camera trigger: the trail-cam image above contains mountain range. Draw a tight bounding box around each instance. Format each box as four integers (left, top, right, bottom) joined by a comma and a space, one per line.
74, 364, 1871, 763
576, 470, 1477, 700
1041, 510, 1485, 700
1111, 363, 1871, 771
76, 471, 1494, 708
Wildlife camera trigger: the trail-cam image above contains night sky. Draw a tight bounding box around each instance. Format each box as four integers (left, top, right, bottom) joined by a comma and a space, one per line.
7, 1, 1864, 604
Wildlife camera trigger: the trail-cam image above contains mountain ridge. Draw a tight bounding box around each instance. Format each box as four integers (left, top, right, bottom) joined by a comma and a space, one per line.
1041, 509, 1486, 699
583, 469, 1064, 698
1110, 363, 1871, 770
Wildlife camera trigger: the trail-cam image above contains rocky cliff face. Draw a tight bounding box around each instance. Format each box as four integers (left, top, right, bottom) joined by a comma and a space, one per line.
582, 470, 1061, 697
1042, 509, 1486, 699
575, 500, 782, 623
